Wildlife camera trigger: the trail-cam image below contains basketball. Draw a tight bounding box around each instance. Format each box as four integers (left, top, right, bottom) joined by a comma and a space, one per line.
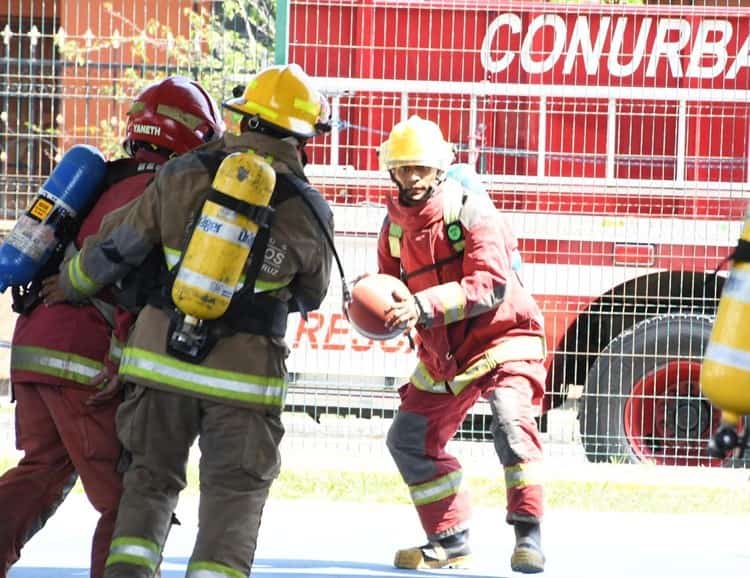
347, 273, 411, 340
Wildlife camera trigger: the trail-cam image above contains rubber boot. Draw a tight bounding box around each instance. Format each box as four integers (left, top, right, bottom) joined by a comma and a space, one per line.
510, 522, 545, 573
394, 529, 471, 569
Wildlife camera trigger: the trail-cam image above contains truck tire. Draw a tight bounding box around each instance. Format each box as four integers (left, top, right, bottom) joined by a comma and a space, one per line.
579, 313, 723, 466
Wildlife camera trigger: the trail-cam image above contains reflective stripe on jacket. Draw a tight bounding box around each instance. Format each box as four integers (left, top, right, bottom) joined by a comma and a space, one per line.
410, 335, 546, 395
119, 346, 286, 408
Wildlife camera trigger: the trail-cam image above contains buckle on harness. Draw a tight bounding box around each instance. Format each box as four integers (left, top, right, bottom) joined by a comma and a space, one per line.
167, 314, 216, 363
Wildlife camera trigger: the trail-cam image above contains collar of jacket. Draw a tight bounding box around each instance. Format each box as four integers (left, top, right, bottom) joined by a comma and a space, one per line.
386, 180, 457, 232
223, 131, 307, 181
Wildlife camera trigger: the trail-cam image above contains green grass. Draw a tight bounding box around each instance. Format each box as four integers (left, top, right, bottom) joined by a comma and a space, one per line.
265, 469, 750, 515
3, 449, 748, 516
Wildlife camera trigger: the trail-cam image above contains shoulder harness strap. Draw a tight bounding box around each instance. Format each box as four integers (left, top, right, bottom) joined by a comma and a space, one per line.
442, 186, 467, 253
387, 222, 403, 258
270, 172, 348, 316
104, 158, 160, 188
194, 149, 229, 177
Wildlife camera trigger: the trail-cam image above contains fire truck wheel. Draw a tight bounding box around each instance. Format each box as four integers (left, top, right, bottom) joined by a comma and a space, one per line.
579, 313, 723, 467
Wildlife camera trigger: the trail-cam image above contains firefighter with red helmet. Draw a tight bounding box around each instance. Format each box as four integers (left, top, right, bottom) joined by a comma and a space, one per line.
42, 63, 334, 578
377, 115, 547, 573
0, 75, 223, 578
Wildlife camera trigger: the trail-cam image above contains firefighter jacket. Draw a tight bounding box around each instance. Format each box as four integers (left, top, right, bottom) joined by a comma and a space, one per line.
57, 132, 334, 413
11, 152, 164, 390
377, 178, 546, 403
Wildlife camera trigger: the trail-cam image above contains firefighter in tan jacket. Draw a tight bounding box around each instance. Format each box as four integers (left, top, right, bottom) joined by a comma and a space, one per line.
43, 64, 335, 578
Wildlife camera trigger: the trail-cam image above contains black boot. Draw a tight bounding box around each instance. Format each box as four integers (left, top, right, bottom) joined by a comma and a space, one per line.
394, 529, 471, 569
511, 522, 545, 573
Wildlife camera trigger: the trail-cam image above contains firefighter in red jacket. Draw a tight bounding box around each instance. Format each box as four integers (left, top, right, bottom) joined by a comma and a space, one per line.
377, 115, 547, 573
0, 76, 223, 578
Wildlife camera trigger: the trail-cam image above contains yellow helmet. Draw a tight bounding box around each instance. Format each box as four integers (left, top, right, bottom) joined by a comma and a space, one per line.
378, 115, 454, 171
222, 64, 328, 138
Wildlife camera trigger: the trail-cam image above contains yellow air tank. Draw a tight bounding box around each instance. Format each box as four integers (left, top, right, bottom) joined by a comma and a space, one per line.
171, 150, 275, 321
700, 208, 750, 455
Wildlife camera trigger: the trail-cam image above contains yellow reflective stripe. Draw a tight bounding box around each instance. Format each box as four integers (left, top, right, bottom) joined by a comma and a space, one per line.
241, 100, 279, 121
448, 336, 546, 395
156, 103, 203, 131
505, 463, 541, 489
109, 337, 123, 364
68, 252, 99, 295
11, 345, 102, 385
410, 470, 463, 506
255, 279, 288, 292
119, 347, 286, 408
410, 361, 449, 394
105, 536, 160, 571
187, 561, 246, 578
163, 246, 180, 270
294, 97, 318, 116
411, 337, 547, 396
432, 282, 466, 324
388, 222, 402, 258
388, 237, 401, 258
128, 101, 145, 115
448, 362, 490, 396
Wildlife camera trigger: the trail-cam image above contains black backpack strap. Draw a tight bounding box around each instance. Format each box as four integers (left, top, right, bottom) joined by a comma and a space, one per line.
402, 253, 463, 282
196, 148, 275, 228
273, 172, 349, 310
103, 158, 160, 189
230, 174, 292, 313
194, 149, 230, 177
214, 292, 288, 337
115, 247, 171, 313
207, 189, 274, 228
230, 171, 338, 319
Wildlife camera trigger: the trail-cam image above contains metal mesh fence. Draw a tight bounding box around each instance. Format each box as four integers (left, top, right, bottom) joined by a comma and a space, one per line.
1, 0, 749, 468
287, 0, 750, 467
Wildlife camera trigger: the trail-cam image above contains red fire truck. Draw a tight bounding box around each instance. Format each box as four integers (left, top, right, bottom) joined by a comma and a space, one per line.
278, 0, 750, 467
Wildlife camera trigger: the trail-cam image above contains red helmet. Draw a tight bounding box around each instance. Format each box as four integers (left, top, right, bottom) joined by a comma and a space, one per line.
123, 76, 224, 156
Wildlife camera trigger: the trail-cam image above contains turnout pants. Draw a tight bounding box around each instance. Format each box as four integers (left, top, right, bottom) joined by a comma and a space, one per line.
386, 360, 545, 539
0, 382, 123, 578
103, 385, 284, 578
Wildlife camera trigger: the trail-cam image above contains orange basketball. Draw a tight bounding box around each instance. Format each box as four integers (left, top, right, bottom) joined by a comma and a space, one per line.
347, 273, 411, 340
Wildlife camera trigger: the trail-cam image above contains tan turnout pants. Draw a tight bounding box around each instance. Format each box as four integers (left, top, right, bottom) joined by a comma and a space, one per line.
103, 384, 284, 578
